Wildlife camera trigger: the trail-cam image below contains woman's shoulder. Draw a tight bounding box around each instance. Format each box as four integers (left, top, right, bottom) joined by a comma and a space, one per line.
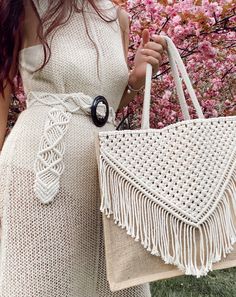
29, 0, 50, 19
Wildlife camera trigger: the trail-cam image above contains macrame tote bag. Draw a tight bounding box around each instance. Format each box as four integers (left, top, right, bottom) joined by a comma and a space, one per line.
94, 35, 236, 292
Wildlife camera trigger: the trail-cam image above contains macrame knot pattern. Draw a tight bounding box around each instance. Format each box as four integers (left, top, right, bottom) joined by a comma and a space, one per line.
26, 91, 116, 204
98, 116, 236, 277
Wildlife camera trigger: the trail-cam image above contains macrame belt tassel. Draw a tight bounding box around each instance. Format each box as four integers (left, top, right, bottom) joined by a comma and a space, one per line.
26, 91, 116, 204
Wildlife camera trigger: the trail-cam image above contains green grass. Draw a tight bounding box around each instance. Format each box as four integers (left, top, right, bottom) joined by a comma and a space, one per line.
150, 268, 236, 297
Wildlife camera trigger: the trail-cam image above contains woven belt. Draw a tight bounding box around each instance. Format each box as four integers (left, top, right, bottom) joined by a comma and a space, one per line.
26, 91, 116, 204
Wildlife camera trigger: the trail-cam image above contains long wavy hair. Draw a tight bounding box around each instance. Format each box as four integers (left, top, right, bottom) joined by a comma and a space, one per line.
0, 0, 120, 98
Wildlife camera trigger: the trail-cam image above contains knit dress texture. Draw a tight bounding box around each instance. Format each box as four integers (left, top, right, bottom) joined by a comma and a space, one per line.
0, 0, 151, 296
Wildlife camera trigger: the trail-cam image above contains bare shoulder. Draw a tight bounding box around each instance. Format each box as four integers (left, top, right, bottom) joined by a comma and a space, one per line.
116, 5, 130, 34
21, 0, 41, 50
114, 4, 130, 63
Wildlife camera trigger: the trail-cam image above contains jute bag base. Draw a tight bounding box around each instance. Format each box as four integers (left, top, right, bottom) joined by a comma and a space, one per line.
102, 213, 236, 292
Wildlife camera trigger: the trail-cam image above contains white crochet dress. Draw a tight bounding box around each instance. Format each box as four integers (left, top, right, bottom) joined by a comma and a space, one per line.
0, 0, 151, 296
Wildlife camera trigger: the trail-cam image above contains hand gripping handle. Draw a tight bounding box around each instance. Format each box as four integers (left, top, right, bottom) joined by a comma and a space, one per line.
141, 35, 204, 130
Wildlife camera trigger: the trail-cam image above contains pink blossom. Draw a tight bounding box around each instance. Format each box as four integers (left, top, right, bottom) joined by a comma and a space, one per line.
157, 122, 165, 128
162, 90, 172, 100
172, 15, 181, 26
224, 99, 231, 106
198, 40, 216, 59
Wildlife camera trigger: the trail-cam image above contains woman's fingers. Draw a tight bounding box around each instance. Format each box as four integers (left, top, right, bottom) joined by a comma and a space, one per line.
151, 35, 168, 51
142, 29, 150, 46
144, 41, 164, 52
141, 48, 163, 64
143, 55, 160, 67
143, 41, 165, 60
140, 34, 168, 68
133, 32, 167, 76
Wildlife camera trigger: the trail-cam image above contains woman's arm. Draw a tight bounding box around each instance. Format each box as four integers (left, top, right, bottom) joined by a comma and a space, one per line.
116, 8, 167, 112
116, 8, 145, 112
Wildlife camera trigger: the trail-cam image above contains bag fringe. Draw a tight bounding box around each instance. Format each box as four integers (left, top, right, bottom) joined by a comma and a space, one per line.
99, 155, 236, 277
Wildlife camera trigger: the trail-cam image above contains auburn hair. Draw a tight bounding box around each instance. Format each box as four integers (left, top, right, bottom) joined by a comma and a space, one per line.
0, 0, 120, 98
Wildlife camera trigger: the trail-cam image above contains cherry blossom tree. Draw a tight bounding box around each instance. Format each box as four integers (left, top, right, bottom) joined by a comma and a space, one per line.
7, 0, 236, 134
115, 0, 236, 129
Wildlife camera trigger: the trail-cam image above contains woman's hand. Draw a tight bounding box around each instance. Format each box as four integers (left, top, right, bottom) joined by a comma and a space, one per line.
130, 29, 168, 88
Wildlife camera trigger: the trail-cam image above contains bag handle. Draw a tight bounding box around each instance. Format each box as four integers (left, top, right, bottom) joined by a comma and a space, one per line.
141, 35, 205, 130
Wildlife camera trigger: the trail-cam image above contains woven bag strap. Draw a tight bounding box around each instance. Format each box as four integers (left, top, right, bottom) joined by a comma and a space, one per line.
141, 35, 205, 130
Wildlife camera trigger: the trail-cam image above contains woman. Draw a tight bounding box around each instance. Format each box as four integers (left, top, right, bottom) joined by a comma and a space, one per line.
0, 0, 167, 296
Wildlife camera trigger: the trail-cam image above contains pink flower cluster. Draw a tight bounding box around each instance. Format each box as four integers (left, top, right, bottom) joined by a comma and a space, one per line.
5, 76, 26, 137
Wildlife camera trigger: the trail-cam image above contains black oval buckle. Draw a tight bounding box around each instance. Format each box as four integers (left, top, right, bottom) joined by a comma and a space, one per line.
91, 95, 109, 127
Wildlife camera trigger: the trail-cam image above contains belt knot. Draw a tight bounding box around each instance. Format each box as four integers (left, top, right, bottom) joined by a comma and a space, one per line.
26, 91, 116, 124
